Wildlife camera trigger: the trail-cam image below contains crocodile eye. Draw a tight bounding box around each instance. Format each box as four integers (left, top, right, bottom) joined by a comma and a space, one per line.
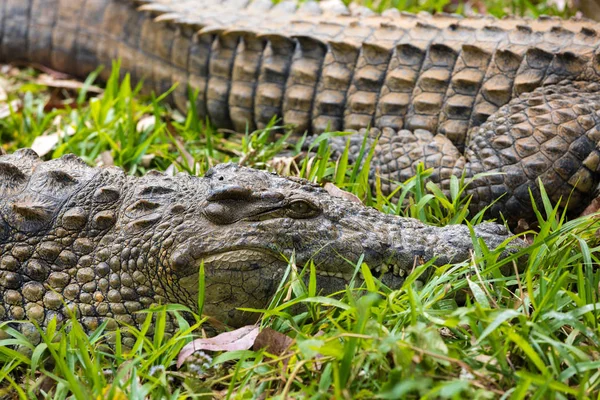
287, 199, 319, 218
290, 200, 310, 214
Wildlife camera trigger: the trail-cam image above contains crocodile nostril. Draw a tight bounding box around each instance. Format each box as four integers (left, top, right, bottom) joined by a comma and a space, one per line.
260, 191, 285, 201
203, 202, 238, 225
207, 185, 252, 201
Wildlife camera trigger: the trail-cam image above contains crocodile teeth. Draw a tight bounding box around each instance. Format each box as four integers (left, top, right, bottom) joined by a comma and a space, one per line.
379, 263, 390, 275
315, 271, 353, 280
330, 271, 350, 279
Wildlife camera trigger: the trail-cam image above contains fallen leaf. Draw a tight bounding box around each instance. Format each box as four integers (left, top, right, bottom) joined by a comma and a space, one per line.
268, 156, 300, 177
136, 115, 156, 133
61, 125, 76, 137
95, 151, 114, 167
474, 354, 497, 366
0, 99, 22, 118
0, 77, 8, 102
141, 154, 155, 168
37, 376, 55, 393
177, 325, 259, 368
323, 183, 362, 204
252, 328, 294, 356
514, 218, 529, 234
31, 133, 60, 157
35, 74, 103, 93
172, 137, 195, 168
165, 163, 178, 176
25, 63, 71, 80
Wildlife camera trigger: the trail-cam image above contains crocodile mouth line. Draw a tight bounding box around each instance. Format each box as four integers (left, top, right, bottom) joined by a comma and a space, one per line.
195, 248, 355, 279
193, 249, 407, 279
194, 247, 286, 271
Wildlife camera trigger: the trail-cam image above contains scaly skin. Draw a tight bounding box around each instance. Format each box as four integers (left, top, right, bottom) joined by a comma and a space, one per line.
0, 149, 522, 341
1, 0, 600, 225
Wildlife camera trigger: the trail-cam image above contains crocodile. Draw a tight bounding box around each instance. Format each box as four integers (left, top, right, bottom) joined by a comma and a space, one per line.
0, 149, 522, 342
2, 0, 600, 225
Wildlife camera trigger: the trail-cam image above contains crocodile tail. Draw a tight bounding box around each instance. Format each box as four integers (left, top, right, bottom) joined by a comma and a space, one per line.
0, 0, 118, 76
0, 0, 208, 114
0, 0, 341, 129
0, 0, 339, 128
0, 0, 33, 63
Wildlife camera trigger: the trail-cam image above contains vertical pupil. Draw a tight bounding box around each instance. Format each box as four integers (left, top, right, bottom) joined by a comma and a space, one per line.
293, 202, 307, 212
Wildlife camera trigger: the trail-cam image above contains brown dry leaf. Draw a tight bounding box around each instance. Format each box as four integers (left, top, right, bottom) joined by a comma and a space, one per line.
136, 115, 156, 133
23, 62, 71, 79
29, 118, 76, 157
252, 328, 294, 356
172, 137, 196, 168
323, 182, 362, 204
268, 156, 300, 177
141, 154, 155, 168
95, 151, 114, 167
0, 77, 8, 102
31, 133, 60, 157
177, 325, 260, 368
439, 327, 454, 339
45, 90, 67, 111
474, 354, 497, 366
515, 218, 529, 233
35, 74, 103, 94
0, 99, 22, 118
165, 163, 178, 177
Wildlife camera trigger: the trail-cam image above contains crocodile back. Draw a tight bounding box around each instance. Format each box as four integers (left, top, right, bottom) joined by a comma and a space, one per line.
2, 0, 600, 148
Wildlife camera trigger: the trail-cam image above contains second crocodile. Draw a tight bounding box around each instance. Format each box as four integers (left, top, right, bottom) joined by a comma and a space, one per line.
1, 0, 600, 225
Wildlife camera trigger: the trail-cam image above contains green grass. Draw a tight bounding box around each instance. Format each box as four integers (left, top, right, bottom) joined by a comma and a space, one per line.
335, 0, 576, 17
0, 1, 598, 396
344, 0, 575, 17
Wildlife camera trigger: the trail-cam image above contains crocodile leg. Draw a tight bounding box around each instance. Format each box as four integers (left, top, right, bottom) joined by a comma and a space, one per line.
324, 81, 600, 225
464, 81, 600, 224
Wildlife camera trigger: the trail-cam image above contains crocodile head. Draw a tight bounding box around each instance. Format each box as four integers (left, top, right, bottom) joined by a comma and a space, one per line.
166, 163, 522, 326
